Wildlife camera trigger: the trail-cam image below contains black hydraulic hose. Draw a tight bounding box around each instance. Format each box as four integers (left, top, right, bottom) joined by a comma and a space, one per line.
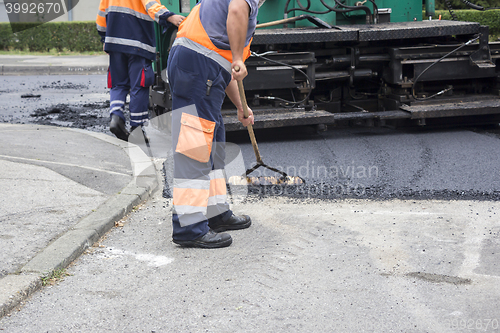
284, 0, 372, 24
317, 0, 372, 24
331, 0, 372, 24
461, 0, 484, 10
447, 0, 499, 16
296, 0, 311, 11
250, 51, 313, 107
412, 35, 481, 101
368, 0, 379, 23
296, 0, 331, 14
285, 0, 333, 15
445, 0, 459, 20
461, 0, 499, 10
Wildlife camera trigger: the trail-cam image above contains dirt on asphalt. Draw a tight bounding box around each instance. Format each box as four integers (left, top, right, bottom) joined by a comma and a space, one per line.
29, 102, 110, 132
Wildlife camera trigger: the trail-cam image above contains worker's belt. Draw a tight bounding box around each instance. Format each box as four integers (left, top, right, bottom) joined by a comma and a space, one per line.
172, 37, 232, 74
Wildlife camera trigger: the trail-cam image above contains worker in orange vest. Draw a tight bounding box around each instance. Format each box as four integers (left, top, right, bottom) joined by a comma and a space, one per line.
168, 0, 261, 248
96, 0, 184, 141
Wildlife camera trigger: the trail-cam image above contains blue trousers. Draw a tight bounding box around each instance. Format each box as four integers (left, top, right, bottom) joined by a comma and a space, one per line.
167, 45, 233, 241
108, 52, 154, 127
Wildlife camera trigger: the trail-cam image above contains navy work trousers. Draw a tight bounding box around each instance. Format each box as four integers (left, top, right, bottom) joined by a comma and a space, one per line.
167, 45, 233, 241
108, 52, 154, 127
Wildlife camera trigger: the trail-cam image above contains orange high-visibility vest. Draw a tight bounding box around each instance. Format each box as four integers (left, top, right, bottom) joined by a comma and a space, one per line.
176, 4, 252, 64
96, 0, 171, 60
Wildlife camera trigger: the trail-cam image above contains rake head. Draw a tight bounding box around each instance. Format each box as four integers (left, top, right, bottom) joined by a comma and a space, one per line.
228, 175, 304, 186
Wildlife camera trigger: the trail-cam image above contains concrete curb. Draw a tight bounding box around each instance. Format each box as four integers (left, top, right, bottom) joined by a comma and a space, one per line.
0, 274, 41, 319
1, 66, 107, 76
0, 130, 159, 319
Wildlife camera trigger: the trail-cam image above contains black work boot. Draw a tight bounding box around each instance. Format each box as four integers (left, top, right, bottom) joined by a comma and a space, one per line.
173, 229, 232, 249
110, 114, 129, 141
208, 213, 252, 232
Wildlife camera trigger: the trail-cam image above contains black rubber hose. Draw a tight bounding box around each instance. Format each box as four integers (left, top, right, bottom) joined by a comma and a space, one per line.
412, 35, 480, 101
284, 0, 372, 24
285, 0, 333, 15
445, 0, 458, 21
296, 0, 311, 11
368, 0, 379, 23
461, 0, 484, 10
331, 0, 372, 24
250, 51, 313, 107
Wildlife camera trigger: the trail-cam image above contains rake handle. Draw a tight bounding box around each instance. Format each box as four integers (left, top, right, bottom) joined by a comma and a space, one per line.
235, 67, 263, 164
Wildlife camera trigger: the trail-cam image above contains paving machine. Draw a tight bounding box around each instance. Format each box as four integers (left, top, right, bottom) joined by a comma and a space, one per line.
150, 0, 500, 131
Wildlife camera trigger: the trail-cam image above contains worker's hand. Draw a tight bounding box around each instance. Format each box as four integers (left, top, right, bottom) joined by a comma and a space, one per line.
103, 43, 106, 52
232, 61, 247, 82
238, 105, 254, 127
167, 14, 185, 27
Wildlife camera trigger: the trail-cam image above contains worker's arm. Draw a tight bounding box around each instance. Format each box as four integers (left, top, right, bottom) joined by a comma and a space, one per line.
165, 14, 184, 27
226, 80, 254, 127
227, 0, 251, 82
142, 0, 184, 27
96, 0, 108, 43
96, 0, 109, 52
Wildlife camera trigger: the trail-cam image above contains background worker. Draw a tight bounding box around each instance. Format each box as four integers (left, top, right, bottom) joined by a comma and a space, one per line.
96, 0, 184, 141
168, 0, 260, 248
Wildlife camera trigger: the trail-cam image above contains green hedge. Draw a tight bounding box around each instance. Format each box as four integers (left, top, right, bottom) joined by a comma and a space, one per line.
433, 9, 500, 38
0, 22, 102, 52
